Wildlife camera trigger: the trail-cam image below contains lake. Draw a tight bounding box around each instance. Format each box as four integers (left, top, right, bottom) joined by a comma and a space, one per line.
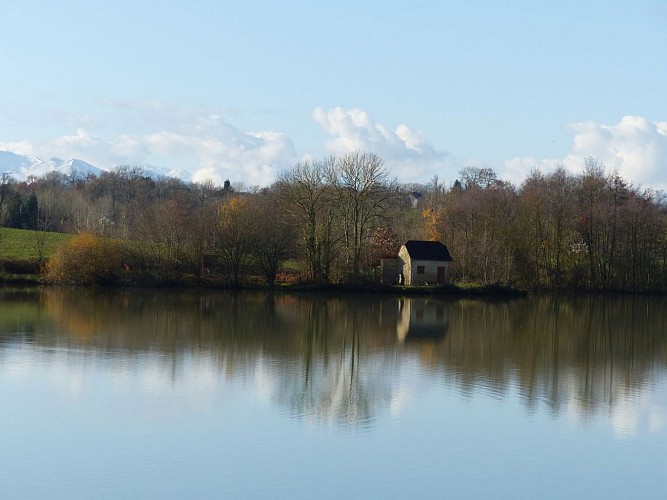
1, 287, 667, 499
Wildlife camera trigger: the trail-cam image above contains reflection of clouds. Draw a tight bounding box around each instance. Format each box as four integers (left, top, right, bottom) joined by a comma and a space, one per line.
140, 365, 173, 395
5, 289, 667, 437
389, 356, 420, 417
0, 348, 36, 379
0, 347, 229, 422
67, 370, 85, 403
3, 340, 667, 438
561, 371, 667, 439
649, 409, 667, 433
253, 354, 277, 402
610, 396, 641, 438
390, 387, 410, 417
609, 380, 667, 439
43, 350, 85, 404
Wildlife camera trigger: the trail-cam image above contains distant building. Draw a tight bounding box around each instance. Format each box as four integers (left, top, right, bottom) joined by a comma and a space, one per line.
408, 191, 423, 208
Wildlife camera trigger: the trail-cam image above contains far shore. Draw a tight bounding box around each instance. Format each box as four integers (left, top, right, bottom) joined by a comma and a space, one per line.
0, 274, 528, 298
5, 269, 665, 297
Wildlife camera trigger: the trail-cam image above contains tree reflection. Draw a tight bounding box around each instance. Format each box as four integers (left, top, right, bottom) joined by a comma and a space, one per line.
435, 295, 667, 415
280, 297, 400, 426
2, 288, 667, 426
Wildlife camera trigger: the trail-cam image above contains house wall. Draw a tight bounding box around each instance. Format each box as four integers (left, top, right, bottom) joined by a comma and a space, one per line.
398, 245, 452, 285
409, 259, 450, 285
398, 246, 412, 285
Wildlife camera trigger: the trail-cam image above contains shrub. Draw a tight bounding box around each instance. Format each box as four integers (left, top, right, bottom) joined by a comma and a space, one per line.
44, 233, 130, 285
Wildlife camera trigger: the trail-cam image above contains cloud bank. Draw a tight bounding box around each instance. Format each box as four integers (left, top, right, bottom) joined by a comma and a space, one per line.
504, 116, 667, 190
2, 106, 665, 192
0, 114, 297, 187
1, 106, 451, 186
313, 106, 449, 181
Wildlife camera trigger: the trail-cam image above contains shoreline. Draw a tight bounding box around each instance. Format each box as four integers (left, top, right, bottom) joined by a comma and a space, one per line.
0, 275, 527, 297
3, 272, 665, 296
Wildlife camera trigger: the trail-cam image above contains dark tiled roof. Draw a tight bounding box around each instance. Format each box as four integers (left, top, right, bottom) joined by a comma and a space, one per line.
404, 240, 453, 261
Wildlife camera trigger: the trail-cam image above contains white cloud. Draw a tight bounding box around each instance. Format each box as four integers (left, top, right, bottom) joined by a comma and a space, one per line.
564, 116, 667, 188
313, 106, 450, 182
502, 156, 564, 186
0, 113, 297, 187
503, 116, 667, 190
6, 103, 663, 192
0, 129, 116, 167
0, 140, 37, 157
53, 128, 114, 162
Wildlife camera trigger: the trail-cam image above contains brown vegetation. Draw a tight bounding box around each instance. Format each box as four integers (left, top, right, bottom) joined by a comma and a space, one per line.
43, 233, 132, 285
2, 153, 667, 291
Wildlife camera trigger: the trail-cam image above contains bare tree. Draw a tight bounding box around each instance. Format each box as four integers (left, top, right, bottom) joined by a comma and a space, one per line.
327, 152, 398, 279
517, 166, 577, 288
0, 173, 10, 259
187, 181, 218, 279
251, 192, 296, 286
277, 158, 339, 282
215, 197, 257, 286
135, 198, 192, 282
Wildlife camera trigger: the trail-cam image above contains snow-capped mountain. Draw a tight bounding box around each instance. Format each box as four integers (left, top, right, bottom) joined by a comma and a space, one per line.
0, 151, 191, 183
0, 151, 103, 181
0, 151, 44, 176
50, 158, 105, 178
141, 163, 193, 181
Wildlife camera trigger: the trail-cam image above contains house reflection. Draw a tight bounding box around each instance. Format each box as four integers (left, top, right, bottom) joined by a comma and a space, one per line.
396, 298, 450, 342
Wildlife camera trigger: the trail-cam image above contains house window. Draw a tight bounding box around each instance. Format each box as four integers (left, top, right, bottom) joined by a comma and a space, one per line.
417, 265, 425, 274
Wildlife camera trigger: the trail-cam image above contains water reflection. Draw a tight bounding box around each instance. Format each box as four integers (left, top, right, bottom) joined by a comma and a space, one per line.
397, 297, 449, 341
2, 288, 667, 430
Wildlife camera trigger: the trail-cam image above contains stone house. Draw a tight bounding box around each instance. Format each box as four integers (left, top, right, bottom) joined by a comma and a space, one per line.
395, 240, 453, 285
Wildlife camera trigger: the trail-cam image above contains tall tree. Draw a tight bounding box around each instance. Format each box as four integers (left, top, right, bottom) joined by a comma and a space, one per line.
136, 197, 192, 282
216, 196, 257, 286
277, 158, 339, 282
327, 152, 398, 279
517, 167, 577, 288
250, 192, 296, 286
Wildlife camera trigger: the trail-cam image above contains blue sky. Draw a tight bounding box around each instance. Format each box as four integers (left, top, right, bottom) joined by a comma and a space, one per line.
1, 0, 666, 188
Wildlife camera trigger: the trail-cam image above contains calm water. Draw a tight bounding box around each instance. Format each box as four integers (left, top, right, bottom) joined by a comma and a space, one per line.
2, 288, 667, 499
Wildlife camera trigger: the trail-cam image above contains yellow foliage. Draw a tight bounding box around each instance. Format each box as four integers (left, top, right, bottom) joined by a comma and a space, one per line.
44, 233, 126, 285
421, 208, 441, 241
218, 197, 249, 227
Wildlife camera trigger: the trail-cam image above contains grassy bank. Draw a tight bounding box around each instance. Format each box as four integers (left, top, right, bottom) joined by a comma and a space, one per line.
0, 228, 73, 261
0, 228, 74, 283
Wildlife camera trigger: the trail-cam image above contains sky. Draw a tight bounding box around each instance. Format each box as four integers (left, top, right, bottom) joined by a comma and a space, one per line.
1, 0, 666, 189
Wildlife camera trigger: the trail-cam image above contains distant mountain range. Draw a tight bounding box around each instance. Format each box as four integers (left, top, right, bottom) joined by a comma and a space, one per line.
0, 151, 191, 183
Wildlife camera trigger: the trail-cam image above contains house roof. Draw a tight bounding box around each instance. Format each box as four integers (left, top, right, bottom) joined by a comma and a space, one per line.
403, 240, 453, 261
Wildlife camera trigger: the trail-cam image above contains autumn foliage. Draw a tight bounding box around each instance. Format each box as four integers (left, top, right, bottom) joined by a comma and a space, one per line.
3, 154, 667, 291
44, 233, 130, 285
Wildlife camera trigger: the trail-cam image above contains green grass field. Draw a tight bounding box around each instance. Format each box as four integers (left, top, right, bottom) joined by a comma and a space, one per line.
0, 227, 73, 261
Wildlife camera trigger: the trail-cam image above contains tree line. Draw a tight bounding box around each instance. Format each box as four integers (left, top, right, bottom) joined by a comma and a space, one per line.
423, 158, 667, 291
1, 153, 666, 291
